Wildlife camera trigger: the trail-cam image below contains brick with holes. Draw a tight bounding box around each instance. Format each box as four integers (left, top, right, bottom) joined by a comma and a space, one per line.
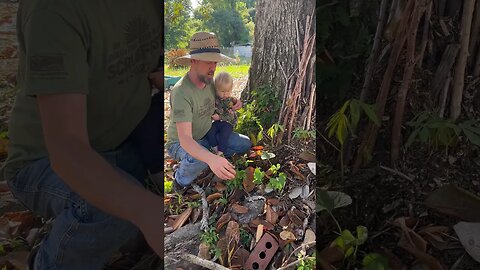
244, 233, 279, 270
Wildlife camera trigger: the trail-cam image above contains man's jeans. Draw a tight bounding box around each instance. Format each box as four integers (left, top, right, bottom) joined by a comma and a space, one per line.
6, 143, 147, 270
167, 132, 251, 187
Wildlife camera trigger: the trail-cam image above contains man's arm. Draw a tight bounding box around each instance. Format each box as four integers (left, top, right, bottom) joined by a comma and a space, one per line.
176, 122, 235, 179
37, 93, 163, 256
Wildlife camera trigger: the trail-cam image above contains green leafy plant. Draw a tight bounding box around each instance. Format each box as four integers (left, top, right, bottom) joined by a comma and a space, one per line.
406, 112, 480, 154
267, 172, 286, 192
267, 163, 281, 175
226, 169, 245, 193
185, 200, 201, 208
236, 103, 264, 145
326, 99, 379, 179
164, 180, 173, 194
267, 123, 284, 145
216, 194, 229, 206
201, 225, 220, 257
253, 167, 265, 184
293, 128, 315, 140
362, 253, 389, 270
296, 251, 316, 270
239, 227, 253, 247
333, 226, 367, 259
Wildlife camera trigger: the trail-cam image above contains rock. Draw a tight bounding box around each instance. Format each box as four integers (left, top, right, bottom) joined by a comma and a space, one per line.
231, 199, 265, 224
164, 223, 203, 270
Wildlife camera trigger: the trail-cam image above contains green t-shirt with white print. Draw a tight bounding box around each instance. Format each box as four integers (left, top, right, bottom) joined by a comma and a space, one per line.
3, 0, 161, 181
166, 75, 215, 143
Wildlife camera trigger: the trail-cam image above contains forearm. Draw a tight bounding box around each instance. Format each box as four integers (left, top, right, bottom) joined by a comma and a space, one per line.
48, 137, 161, 227
179, 136, 216, 165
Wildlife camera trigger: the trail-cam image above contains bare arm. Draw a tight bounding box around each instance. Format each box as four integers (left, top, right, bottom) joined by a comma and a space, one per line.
37, 94, 163, 256
176, 122, 235, 179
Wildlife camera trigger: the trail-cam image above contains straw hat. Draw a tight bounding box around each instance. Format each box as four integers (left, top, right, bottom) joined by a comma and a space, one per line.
174, 32, 236, 65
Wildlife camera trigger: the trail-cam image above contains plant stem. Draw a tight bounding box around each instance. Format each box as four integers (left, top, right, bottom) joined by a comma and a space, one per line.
328, 211, 342, 233
340, 145, 345, 181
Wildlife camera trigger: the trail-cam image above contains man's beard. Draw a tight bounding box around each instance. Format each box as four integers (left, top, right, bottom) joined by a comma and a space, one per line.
199, 74, 213, 84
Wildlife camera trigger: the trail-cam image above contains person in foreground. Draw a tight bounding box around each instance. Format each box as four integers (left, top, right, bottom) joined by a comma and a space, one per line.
1, 0, 163, 269
166, 32, 252, 189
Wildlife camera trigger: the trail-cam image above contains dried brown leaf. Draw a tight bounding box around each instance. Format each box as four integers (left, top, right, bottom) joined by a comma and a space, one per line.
287, 210, 303, 226
231, 203, 249, 214
226, 220, 240, 245
243, 166, 255, 192
215, 182, 227, 192
290, 165, 306, 181
267, 198, 280, 205
280, 230, 296, 241
231, 247, 249, 268
298, 150, 316, 162
279, 215, 291, 228
207, 192, 223, 203
265, 205, 278, 225
198, 242, 210, 260
172, 207, 192, 231
256, 224, 264, 243
216, 213, 231, 232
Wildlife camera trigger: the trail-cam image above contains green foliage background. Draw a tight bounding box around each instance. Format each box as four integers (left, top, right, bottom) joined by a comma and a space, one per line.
165, 0, 255, 50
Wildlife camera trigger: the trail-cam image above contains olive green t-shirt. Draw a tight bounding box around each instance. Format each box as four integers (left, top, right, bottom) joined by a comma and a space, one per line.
166, 75, 215, 143
2, 0, 161, 181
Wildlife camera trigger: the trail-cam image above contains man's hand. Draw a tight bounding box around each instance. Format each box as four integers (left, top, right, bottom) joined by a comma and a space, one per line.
231, 98, 243, 111
212, 114, 221, 121
207, 155, 236, 180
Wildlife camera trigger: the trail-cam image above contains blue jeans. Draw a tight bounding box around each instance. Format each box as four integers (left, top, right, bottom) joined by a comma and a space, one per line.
205, 121, 234, 153
167, 132, 251, 187
6, 143, 147, 270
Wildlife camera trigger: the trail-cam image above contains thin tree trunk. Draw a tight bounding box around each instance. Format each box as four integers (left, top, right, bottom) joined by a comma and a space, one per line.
439, 75, 452, 118
391, 2, 425, 165
430, 44, 460, 101
437, 0, 447, 16
468, 0, 480, 70
416, 0, 432, 69
353, 0, 414, 173
360, 0, 389, 102
450, 0, 476, 121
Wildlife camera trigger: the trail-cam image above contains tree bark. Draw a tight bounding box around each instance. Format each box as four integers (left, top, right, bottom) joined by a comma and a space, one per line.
416, 0, 432, 69
468, 0, 480, 70
360, 0, 389, 102
353, 0, 415, 173
391, 1, 425, 165
245, 0, 315, 101
450, 0, 476, 121
430, 44, 460, 101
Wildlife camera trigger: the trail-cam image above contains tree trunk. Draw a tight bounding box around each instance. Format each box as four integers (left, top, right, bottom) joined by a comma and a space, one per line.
430, 44, 460, 102
468, 0, 480, 70
353, 0, 414, 173
360, 0, 389, 102
391, 1, 425, 165
450, 0, 476, 121
245, 0, 315, 101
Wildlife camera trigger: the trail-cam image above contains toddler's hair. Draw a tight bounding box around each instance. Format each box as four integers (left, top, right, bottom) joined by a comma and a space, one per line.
214, 72, 233, 92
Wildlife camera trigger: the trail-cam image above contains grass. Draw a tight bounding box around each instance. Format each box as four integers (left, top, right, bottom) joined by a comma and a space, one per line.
164, 64, 250, 79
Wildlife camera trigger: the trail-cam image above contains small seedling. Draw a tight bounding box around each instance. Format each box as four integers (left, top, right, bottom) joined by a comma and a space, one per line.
253, 167, 265, 184
267, 172, 286, 192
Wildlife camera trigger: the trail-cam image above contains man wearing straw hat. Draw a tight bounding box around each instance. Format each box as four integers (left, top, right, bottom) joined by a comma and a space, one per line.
166, 32, 251, 188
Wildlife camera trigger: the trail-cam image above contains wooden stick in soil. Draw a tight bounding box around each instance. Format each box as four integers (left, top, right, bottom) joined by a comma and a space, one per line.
353, 0, 414, 173
305, 83, 316, 131
391, 1, 425, 164
430, 44, 460, 101
450, 0, 476, 121
438, 75, 452, 118
416, 0, 432, 69
180, 254, 230, 270
360, 0, 389, 102
468, 0, 480, 70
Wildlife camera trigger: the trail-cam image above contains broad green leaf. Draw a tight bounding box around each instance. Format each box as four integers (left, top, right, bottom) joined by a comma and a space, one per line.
317, 189, 334, 212
253, 168, 264, 184
350, 100, 361, 130
335, 114, 348, 145
261, 151, 275, 160
340, 99, 351, 113
317, 191, 352, 212
363, 253, 389, 270
356, 226, 368, 245
419, 127, 430, 142
359, 102, 379, 126
405, 128, 421, 148
463, 128, 480, 146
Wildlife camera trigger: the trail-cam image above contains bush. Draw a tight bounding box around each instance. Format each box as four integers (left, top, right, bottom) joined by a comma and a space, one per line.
165, 49, 188, 69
